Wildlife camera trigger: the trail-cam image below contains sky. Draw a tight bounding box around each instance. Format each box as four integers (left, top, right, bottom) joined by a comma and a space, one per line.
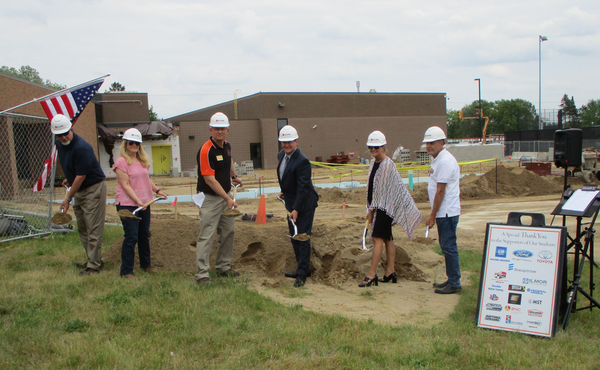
2, 0, 600, 119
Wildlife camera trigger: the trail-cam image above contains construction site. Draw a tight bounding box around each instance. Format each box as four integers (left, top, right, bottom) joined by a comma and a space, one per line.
43, 159, 594, 327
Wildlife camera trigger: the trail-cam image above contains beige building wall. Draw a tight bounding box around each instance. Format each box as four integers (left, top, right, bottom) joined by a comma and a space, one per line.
179, 120, 262, 173
170, 92, 447, 171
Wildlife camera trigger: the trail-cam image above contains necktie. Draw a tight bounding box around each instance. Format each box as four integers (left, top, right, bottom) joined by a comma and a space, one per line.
279, 156, 289, 178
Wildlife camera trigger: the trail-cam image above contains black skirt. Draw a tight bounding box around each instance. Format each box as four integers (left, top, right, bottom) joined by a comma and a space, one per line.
371, 209, 393, 241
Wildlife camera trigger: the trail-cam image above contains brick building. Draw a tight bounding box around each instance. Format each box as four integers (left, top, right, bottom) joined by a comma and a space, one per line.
168, 92, 447, 171
0, 73, 99, 198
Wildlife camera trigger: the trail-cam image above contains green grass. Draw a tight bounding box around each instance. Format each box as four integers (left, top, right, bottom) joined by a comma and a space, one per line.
0, 227, 599, 369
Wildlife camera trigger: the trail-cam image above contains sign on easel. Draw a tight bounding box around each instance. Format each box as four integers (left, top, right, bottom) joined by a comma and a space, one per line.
476, 215, 566, 338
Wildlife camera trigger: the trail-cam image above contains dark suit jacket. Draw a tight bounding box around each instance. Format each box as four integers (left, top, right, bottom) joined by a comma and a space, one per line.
277, 148, 318, 214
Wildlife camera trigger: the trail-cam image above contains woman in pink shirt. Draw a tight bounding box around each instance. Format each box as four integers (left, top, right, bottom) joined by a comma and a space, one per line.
114, 128, 167, 279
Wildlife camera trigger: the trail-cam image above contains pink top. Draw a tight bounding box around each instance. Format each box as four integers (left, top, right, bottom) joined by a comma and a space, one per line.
113, 156, 154, 207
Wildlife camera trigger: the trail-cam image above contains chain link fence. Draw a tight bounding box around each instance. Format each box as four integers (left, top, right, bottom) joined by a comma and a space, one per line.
0, 113, 54, 242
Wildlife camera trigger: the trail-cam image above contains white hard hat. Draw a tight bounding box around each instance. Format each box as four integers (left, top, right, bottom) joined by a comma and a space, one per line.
366, 131, 387, 146
209, 112, 230, 128
123, 128, 143, 143
422, 126, 447, 143
51, 114, 72, 135
278, 125, 299, 142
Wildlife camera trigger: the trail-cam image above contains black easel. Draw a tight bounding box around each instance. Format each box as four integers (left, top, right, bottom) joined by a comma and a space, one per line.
551, 182, 600, 330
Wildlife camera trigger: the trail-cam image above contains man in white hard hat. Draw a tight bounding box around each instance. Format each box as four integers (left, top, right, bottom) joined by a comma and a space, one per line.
52, 114, 107, 275
195, 112, 243, 285
277, 125, 319, 287
423, 126, 462, 294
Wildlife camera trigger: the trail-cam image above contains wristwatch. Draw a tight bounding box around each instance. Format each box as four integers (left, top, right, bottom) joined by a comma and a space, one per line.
231, 175, 237, 180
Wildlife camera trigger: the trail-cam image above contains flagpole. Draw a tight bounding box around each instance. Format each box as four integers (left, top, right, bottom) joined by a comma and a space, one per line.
0, 74, 110, 115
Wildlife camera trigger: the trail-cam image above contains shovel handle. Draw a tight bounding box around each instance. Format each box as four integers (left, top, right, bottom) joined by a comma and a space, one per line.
133, 196, 167, 215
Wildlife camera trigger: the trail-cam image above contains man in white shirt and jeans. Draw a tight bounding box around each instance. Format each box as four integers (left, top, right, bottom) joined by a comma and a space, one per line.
423, 126, 462, 294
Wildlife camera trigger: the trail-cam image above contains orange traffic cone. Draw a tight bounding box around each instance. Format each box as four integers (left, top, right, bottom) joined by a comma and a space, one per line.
255, 194, 267, 224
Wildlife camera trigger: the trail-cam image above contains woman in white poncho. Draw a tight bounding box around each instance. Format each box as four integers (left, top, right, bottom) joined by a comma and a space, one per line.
359, 131, 422, 287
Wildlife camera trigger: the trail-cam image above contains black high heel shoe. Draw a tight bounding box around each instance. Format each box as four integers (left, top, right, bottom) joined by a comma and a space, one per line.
380, 272, 397, 283
358, 274, 379, 287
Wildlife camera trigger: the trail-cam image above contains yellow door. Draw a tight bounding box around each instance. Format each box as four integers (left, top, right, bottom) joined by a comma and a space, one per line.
151, 145, 171, 175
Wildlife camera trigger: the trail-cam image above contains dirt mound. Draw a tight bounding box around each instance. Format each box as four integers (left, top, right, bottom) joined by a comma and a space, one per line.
317, 187, 366, 204
103, 214, 439, 286
411, 165, 571, 202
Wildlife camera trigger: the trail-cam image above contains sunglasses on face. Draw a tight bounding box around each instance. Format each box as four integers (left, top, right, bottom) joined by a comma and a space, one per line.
55, 132, 69, 138
368, 146, 382, 150
127, 141, 140, 146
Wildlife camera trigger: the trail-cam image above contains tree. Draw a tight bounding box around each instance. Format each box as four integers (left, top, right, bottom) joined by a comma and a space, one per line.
561, 94, 580, 127
108, 82, 126, 92
580, 100, 600, 127
0, 65, 65, 90
149, 105, 160, 121
490, 99, 537, 133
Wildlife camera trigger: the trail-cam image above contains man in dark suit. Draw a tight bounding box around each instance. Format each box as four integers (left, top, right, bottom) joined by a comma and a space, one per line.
277, 125, 318, 287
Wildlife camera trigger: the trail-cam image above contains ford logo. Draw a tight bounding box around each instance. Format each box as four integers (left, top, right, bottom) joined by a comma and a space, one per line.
513, 250, 533, 258
538, 250, 552, 259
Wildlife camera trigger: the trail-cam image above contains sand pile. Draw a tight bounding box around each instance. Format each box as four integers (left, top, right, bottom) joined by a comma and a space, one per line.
103, 214, 439, 286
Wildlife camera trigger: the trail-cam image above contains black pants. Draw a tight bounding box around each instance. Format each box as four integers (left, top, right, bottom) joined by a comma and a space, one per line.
287, 195, 317, 277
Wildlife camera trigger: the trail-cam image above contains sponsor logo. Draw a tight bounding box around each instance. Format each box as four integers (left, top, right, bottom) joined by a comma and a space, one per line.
495, 246, 507, 258
528, 299, 542, 305
509, 285, 526, 292
513, 250, 534, 258
494, 271, 507, 280
537, 259, 554, 264
485, 315, 501, 322
489, 294, 499, 301
523, 278, 548, 286
538, 250, 553, 259
504, 305, 522, 313
509, 263, 514, 271
489, 284, 504, 292
486, 303, 502, 311
513, 268, 537, 274
505, 315, 523, 325
527, 320, 543, 326
527, 288, 547, 295
508, 293, 522, 305
528, 309, 543, 317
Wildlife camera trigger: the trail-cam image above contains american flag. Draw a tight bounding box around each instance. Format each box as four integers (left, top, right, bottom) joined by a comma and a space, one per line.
33, 76, 106, 192
40, 77, 105, 123
32, 145, 57, 192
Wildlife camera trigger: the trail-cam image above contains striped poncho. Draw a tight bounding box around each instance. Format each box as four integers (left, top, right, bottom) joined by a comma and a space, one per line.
367, 157, 422, 239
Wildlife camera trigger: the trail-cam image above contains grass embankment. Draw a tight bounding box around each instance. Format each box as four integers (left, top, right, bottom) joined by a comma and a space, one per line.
0, 228, 598, 369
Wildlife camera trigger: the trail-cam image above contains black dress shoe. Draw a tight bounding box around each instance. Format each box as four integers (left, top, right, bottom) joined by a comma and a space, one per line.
285, 271, 311, 279
294, 276, 306, 287
433, 280, 449, 289
435, 285, 462, 294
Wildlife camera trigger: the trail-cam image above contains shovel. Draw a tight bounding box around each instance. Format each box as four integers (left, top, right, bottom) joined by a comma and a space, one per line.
222, 184, 242, 217
119, 196, 167, 220
415, 225, 435, 244
50, 209, 72, 225
276, 196, 310, 241
50, 185, 74, 225
361, 218, 373, 252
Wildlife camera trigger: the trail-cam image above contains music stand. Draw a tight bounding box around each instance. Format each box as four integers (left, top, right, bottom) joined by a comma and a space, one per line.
551, 185, 600, 329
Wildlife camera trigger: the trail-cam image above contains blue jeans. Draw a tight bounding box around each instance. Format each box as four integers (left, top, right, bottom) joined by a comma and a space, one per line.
117, 205, 151, 276
436, 215, 461, 288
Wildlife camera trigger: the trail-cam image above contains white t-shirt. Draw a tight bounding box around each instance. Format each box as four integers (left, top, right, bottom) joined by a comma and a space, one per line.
427, 148, 461, 218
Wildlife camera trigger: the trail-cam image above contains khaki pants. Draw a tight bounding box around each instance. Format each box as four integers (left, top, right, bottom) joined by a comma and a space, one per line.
73, 181, 107, 270
195, 193, 235, 280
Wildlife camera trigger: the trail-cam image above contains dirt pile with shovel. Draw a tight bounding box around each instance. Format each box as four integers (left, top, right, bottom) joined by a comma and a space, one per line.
102, 213, 439, 286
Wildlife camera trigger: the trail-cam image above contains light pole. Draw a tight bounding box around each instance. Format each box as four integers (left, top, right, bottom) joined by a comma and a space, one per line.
474, 78, 481, 140
539, 35, 548, 130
